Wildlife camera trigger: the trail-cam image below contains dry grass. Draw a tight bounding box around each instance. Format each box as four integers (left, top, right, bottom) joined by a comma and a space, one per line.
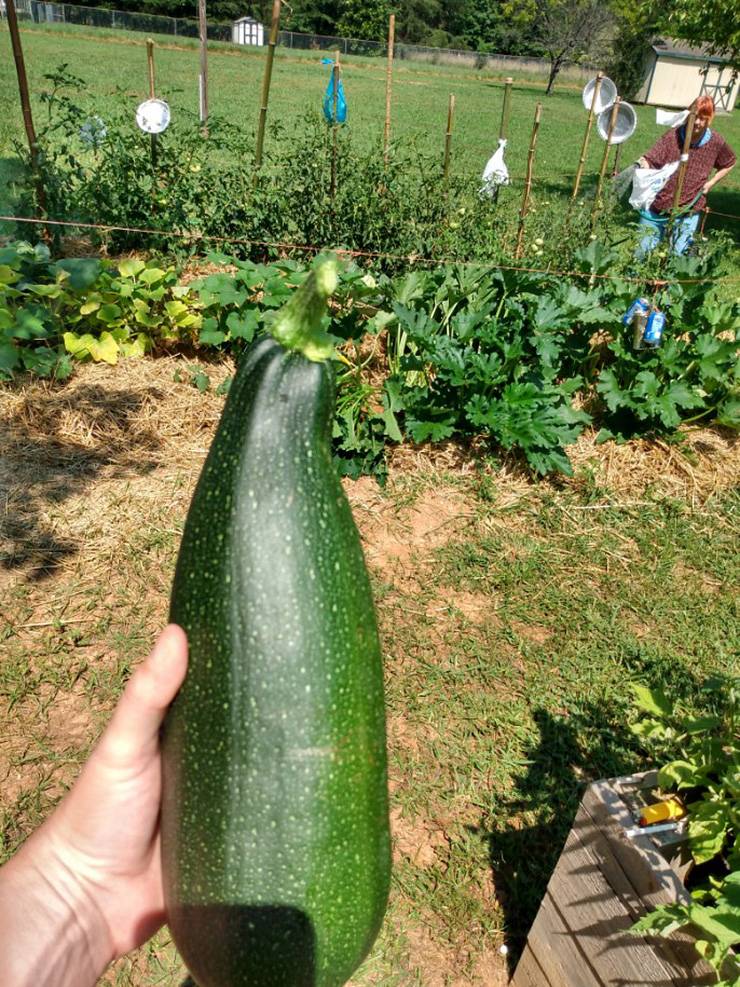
388, 426, 738, 508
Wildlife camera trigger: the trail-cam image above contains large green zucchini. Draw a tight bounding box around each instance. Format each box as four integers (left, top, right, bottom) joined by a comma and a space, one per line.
161, 261, 390, 987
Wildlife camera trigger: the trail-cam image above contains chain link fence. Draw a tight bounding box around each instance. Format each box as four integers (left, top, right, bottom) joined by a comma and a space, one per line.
1, 0, 596, 81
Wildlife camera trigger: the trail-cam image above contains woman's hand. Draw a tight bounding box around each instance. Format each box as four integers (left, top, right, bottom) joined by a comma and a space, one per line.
0, 625, 188, 987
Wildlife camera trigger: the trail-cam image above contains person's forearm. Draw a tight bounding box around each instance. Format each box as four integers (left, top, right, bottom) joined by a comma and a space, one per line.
0, 830, 112, 987
706, 164, 735, 191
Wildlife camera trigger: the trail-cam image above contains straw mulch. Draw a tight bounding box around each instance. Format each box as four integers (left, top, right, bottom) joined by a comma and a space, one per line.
1, 355, 737, 536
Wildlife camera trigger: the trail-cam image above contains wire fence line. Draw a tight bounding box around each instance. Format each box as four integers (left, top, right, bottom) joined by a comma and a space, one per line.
3, 214, 738, 285
1, 0, 596, 81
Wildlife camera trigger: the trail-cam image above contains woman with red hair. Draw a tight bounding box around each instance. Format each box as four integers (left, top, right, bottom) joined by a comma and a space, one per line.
635, 95, 736, 258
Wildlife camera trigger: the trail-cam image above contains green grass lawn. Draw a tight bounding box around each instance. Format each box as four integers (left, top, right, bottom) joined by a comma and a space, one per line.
1, 20, 739, 234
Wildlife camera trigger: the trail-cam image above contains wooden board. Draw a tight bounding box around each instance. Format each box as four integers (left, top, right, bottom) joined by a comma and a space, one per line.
511, 945, 548, 987
510, 774, 718, 987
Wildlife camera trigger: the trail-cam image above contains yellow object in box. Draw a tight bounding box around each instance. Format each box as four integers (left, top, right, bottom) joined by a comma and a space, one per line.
639, 798, 685, 826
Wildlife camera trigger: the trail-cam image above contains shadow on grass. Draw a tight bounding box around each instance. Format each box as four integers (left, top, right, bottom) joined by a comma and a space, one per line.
703, 184, 740, 237
0, 381, 165, 580
481, 654, 706, 975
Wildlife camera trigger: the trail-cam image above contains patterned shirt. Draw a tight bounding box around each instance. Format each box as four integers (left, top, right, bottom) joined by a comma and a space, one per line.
644, 128, 736, 214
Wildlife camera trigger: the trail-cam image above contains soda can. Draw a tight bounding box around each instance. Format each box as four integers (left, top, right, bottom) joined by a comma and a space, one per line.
622, 297, 649, 326
643, 309, 665, 347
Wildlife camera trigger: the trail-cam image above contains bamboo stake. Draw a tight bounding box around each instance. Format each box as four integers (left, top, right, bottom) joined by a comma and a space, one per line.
5, 0, 48, 236
515, 102, 542, 258
612, 142, 623, 177
571, 71, 602, 201
383, 13, 395, 165
146, 39, 157, 171
198, 0, 208, 127
671, 110, 696, 212
661, 109, 698, 258
499, 77, 513, 141
255, 0, 281, 170
330, 50, 340, 201
147, 38, 156, 98
443, 93, 455, 187
591, 96, 620, 226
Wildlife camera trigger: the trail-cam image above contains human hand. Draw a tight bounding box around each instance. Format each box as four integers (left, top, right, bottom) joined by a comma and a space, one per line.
702, 181, 712, 195
0, 624, 188, 986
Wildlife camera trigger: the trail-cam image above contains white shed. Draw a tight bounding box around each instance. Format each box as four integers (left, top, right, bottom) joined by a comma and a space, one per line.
635, 39, 739, 113
232, 16, 264, 46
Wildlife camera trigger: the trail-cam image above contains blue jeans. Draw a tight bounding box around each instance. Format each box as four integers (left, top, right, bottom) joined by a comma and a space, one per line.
636, 210, 700, 259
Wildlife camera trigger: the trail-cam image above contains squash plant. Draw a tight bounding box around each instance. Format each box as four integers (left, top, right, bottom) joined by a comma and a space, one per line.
630, 679, 740, 985
0, 242, 200, 378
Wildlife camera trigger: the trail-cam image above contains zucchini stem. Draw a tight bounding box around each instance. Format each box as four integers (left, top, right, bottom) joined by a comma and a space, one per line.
270, 257, 339, 363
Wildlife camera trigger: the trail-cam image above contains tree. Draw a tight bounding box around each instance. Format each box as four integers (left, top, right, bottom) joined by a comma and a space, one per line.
442, 0, 544, 54
652, 0, 740, 66
505, 0, 617, 94
605, 1, 661, 99
336, 0, 390, 41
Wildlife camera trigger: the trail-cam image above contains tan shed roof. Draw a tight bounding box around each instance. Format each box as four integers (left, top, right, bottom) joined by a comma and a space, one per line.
651, 36, 734, 65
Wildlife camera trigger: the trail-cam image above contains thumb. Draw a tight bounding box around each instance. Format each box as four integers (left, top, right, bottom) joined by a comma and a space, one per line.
94, 624, 188, 770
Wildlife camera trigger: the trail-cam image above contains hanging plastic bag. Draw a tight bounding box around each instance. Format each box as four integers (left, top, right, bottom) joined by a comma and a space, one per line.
629, 160, 680, 211
656, 108, 689, 128
612, 162, 637, 199
480, 138, 509, 196
323, 71, 347, 125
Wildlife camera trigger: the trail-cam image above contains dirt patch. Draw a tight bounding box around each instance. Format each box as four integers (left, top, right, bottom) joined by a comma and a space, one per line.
672, 560, 725, 594
448, 590, 499, 624
391, 805, 451, 869
511, 621, 552, 645
348, 480, 474, 575
402, 923, 509, 987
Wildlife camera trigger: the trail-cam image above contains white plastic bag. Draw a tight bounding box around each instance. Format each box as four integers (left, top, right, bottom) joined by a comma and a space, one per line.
480, 138, 509, 196
656, 108, 689, 128
629, 160, 680, 211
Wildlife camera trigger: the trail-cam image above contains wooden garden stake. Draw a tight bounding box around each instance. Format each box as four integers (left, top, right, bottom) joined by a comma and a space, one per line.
672, 110, 696, 212
664, 109, 697, 254
571, 71, 602, 201
330, 51, 340, 201
612, 142, 623, 177
499, 77, 513, 141
198, 0, 208, 127
147, 38, 156, 98
515, 102, 542, 259
146, 39, 158, 171
591, 96, 620, 226
383, 13, 395, 166
443, 93, 456, 188
5, 0, 48, 237
255, 0, 281, 170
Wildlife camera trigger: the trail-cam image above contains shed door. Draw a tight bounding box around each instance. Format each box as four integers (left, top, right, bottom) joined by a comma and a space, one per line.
699, 63, 738, 112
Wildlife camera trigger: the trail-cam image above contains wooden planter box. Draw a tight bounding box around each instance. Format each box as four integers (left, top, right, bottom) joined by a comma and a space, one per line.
510, 771, 717, 987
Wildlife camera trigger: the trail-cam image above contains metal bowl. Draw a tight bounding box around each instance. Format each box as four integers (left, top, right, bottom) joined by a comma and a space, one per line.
582, 76, 617, 115
597, 101, 637, 144
135, 99, 171, 135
